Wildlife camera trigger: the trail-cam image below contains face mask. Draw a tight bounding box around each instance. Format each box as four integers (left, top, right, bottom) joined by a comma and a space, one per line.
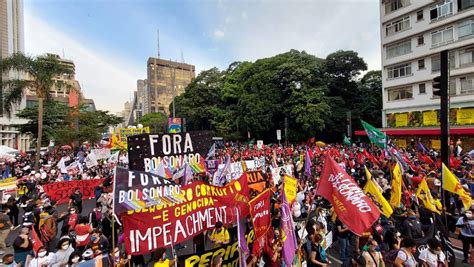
409, 215, 417, 220
70, 211, 76, 214
162, 254, 166, 260
375, 246, 381, 252
91, 236, 98, 242
115, 252, 120, 258
38, 251, 47, 257
62, 244, 70, 250
72, 257, 80, 263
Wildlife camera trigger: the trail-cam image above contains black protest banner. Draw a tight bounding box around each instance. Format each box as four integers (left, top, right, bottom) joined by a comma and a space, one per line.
127, 131, 213, 172
177, 229, 254, 267
113, 167, 183, 215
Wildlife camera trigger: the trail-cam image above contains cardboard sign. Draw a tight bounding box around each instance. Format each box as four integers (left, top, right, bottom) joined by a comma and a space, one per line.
113, 168, 182, 214
127, 131, 213, 172
42, 179, 104, 204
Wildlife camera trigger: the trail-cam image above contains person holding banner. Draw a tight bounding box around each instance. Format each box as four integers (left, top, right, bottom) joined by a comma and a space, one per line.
209, 221, 230, 249
153, 248, 176, 267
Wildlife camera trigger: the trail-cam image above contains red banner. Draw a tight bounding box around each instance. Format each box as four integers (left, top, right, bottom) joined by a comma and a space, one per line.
249, 189, 271, 240
122, 174, 250, 255
42, 179, 105, 204
316, 157, 380, 236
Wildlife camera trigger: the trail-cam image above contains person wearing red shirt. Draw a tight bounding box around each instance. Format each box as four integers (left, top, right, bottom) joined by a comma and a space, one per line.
74, 217, 92, 250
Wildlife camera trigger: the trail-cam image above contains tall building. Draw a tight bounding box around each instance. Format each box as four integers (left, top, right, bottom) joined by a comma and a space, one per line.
362, 0, 474, 149
0, 0, 29, 150
146, 58, 195, 114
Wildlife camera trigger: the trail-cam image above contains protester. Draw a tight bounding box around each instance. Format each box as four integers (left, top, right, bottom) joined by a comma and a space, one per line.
50, 238, 75, 267
419, 238, 447, 267
153, 247, 176, 267
69, 188, 83, 214
456, 209, 474, 263
74, 216, 92, 251
308, 233, 330, 267
85, 229, 109, 256
361, 239, 384, 267
394, 238, 418, 267
67, 251, 82, 266
2, 253, 20, 267
211, 254, 223, 267
5, 196, 19, 227
0, 206, 12, 254
209, 221, 230, 248
12, 227, 32, 265
27, 246, 54, 267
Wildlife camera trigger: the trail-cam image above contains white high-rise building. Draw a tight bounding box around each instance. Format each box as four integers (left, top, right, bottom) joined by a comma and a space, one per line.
0, 0, 29, 150
378, 0, 474, 149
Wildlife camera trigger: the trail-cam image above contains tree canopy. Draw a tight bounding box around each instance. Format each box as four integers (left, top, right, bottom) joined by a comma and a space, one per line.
172, 49, 381, 142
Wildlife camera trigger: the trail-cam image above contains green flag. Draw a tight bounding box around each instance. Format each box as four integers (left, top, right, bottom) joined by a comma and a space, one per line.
361, 119, 386, 148
343, 135, 351, 146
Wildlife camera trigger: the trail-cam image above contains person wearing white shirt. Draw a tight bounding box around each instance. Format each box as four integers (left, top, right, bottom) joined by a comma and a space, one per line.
456, 210, 474, 263
28, 247, 54, 267
418, 238, 447, 267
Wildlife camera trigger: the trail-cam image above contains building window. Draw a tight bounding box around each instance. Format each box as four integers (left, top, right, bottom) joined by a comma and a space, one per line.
387, 63, 412, 79
388, 87, 413, 101
417, 35, 425, 45
432, 56, 441, 71
460, 76, 474, 94
386, 16, 411, 36
430, 0, 453, 20
419, 83, 426, 94
418, 59, 425, 69
417, 10, 424, 21
458, 0, 474, 11
449, 79, 457, 95
431, 26, 454, 46
385, 0, 410, 14
386, 39, 412, 58
460, 47, 474, 66
458, 20, 474, 38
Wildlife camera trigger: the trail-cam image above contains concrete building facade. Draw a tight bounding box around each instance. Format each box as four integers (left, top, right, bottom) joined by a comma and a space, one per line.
374, 0, 474, 149
0, 0, 29, 150
146, 58, 195, 115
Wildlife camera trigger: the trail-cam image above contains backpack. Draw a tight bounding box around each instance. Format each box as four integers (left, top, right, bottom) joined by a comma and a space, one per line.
384, 249, 401, 267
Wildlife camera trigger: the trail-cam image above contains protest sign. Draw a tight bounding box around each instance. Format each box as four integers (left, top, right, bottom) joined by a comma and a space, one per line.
168, 118, 182, 133
212, 162, 244, 185
91, 148, 111, 160
122, 174, 250, 255
178, 229, 254, 267
246, 171, 266, 192
85, 152, 98, 168
316, 156, 380, 236
42, 179, 104, 204
270, 165, 293, 185
283, 175, 298, 204
205, 160, 219, 176
128, 131, 213, 172
243, 158, 265, 172
249, 189, 271, 240
113, 167, 183, 214
0, 177, 17, 191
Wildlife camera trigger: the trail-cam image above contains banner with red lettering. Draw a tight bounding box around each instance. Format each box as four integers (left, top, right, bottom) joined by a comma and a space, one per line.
249, 189, 271, 240
122, 174, 250, 255
316, 157, 380, 236
43, 179, 105, 204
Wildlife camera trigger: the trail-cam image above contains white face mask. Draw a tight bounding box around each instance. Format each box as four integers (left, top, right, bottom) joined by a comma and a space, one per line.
62, 244, 70, 250
72, 257, 80, 263
38, 251, 47, 258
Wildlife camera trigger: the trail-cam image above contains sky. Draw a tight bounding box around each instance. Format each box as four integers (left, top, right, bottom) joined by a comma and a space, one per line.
24, 0, 381, 113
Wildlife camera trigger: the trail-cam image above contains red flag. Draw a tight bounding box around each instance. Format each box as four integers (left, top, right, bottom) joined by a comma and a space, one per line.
249, 189, 272, 240
450, 156, 461, 169
316, 157, 380, 236
357, 153, 364, 165
31, 227, 43, 255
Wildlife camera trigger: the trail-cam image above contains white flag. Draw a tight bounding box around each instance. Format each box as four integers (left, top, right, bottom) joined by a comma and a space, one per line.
85, 152, 98, 168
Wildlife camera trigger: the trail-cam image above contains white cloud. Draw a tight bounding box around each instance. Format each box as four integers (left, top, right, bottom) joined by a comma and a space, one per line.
24, 13, 144, 113
213, 29, 225, 39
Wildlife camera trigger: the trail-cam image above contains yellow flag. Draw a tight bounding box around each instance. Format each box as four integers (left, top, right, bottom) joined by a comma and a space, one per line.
365, 166, 383, 193
284, 175, 298, 204
442, 163, 472, 211
364, 178, 393, 218
390, 162, 402, 208
416, 179, 441, 214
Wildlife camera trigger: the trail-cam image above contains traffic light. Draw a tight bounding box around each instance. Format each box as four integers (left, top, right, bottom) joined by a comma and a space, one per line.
432, 76, 442, 96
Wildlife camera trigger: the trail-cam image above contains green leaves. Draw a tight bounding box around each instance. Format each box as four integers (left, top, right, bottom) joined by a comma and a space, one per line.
173, 49, 381, 142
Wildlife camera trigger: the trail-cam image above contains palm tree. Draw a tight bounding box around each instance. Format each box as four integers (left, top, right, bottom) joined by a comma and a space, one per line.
0, 53, 73, 170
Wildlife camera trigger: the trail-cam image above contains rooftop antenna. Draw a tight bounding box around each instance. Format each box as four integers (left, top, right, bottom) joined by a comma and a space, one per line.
157, 29, 160, 59
180, 49, 184, 63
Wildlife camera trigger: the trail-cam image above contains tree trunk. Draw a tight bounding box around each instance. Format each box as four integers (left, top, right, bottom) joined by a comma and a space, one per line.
34, 97, 44, 171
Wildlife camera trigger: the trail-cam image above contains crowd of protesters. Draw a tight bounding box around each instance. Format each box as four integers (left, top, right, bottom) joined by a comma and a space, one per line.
0, 138, 471, 266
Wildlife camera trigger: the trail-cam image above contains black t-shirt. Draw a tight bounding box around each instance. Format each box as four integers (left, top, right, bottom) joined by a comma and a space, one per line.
336, 219, 350, 239
70, 193, 83, 206
308, 244, 325, 267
